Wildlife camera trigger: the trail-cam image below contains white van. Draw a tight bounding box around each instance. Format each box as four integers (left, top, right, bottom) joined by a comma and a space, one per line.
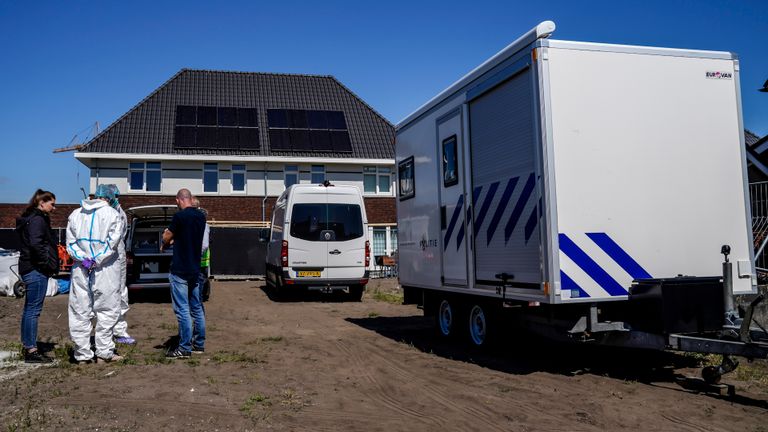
266, 181, 370, 300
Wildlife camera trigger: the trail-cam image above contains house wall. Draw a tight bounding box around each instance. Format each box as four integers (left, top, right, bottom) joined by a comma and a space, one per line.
89, 159, 395, 199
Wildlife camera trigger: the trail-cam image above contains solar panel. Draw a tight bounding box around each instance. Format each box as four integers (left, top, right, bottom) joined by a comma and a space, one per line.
326, 111, 347, 130
174, 126, 196, 147
288, 110, 308, 129
290, 129, 312, 151
176, 106, 196, 126
330, 130, 352, 152
239, 128, 260, 150
267, 109, 288, 128
238, 108, 258, 127
217, 127, 239, 149
197, 107, 217, 126
269, 129, 291, 150
197, 126, 217, 148
309, 130, 332, 151
307, 110, 328, 129
217, 107, 237, 126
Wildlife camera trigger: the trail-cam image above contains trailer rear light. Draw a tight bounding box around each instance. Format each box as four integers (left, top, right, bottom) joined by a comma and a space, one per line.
281, 240, 289, 267
284, 279, 294, 285
528, 301, 541, 307
365, 240, 370, 267
360, 278, 369, 285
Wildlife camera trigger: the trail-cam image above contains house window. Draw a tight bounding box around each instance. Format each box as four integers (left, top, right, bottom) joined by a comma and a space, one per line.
232, 164, 246, 192
398, 157, 415, 201
285, 165, 298, 189
363, 166, 392, 195
129, 162, 162, 192
311, 165, 325, 184
442, 135, 458, 187
203, 163, 218, 193
146, 162, 161, 192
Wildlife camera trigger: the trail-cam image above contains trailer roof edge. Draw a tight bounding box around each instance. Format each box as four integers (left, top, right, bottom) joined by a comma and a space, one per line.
396, 20, 556, 130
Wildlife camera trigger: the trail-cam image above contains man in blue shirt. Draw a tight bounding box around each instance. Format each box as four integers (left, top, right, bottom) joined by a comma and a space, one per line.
162, 188, 207, 359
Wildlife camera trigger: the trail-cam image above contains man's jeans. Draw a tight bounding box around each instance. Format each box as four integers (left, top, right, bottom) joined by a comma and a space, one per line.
20, 270, 48, 349
169, 273, 205, 353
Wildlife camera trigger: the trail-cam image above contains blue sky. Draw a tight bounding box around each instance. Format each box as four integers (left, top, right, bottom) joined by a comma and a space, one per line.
1, 0, 766, 203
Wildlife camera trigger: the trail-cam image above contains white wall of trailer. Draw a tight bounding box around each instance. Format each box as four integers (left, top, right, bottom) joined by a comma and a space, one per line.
542, 41, 755, 300
396, 32, 755, 304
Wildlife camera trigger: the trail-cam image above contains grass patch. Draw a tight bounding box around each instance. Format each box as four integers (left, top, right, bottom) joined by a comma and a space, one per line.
371, 288, 403, 305
212, 351, 261, 364
260, 336, 283, 343
733, 361, 768, 386
157, 322, 175, 331
143, 352, 173, 365
367, 312, 380, 318
186, 358, 201, 367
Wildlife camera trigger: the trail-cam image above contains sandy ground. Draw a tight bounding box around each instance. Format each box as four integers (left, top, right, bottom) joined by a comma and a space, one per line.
0, 279, 766, 431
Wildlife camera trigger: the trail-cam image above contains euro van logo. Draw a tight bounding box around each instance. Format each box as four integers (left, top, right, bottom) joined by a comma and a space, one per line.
706, 71, 732, 80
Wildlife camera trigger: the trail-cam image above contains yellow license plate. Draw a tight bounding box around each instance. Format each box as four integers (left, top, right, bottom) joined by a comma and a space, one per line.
297, 271, 321, 277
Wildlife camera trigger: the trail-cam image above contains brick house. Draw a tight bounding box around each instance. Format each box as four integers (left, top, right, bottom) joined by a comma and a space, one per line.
73, 69, 398, 259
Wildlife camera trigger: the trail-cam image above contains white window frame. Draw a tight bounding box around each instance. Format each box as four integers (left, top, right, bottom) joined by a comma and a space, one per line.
362, 166, 393, 196
311, 165, 325, 184
231, 164, 247, 194
284, 164, 299, 189
128, 162, 162, 193
203, 163, 219, 194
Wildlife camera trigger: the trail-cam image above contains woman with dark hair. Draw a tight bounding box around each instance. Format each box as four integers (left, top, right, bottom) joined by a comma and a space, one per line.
15, 189, 58, 363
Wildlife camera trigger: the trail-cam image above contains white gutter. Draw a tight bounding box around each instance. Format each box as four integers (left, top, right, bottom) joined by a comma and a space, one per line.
74, 152, 394, 165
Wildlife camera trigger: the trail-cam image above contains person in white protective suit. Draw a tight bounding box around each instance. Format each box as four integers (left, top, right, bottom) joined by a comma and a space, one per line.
106, 185, 136, 345
66, 185, 125, 363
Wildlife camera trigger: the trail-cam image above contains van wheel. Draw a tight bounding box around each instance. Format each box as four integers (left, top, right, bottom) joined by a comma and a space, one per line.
436, 298, 458, 338
348, 285, 365, 302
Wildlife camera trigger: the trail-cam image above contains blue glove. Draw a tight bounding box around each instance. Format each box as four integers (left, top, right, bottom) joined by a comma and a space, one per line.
82, 258, 95, 270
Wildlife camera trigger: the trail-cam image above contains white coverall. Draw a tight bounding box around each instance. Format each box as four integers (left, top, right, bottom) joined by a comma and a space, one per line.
112, 205, 131, 338
66, 199, 124, 361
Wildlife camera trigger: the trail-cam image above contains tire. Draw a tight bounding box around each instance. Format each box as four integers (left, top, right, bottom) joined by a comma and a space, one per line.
467, 303, 490, 347
435, 297, 458, 338
348, 285, 364, 302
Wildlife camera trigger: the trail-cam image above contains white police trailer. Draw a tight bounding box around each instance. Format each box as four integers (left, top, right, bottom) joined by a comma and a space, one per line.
396, 21, 767, 383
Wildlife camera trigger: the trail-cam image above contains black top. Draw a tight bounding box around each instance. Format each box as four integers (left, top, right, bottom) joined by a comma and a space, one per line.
15, 208, 58, 277
168, 207, 206, 279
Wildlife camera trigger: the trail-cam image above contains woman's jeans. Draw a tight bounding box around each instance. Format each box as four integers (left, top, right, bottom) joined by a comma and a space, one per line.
20, 270, 48, 350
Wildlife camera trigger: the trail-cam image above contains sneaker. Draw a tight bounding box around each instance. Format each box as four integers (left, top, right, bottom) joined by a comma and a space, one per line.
24, 350, 53, 364
76, 358, 95, 365
191, 346, 205, 354
115, 336, 137, 345
96, 353, 125, 363
166, 348, 191, 359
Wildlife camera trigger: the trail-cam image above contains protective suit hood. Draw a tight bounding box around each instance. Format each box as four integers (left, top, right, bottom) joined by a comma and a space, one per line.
80, 198, 110, 212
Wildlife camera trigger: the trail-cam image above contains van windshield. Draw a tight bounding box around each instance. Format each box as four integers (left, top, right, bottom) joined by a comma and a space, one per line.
290, 204, 363, 242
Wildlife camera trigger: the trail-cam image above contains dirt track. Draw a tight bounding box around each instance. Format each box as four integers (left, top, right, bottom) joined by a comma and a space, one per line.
0, 279, 766, 431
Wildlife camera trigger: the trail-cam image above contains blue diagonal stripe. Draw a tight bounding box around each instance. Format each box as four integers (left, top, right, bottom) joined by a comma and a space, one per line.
504, 173, 536, 244
524, 204, 538, 244
472, 186, 483, 206
560, 271, 590, 298
586, 232, 652, 280
443, 194, 464, 251
558, 233, 628, 296
474, 181, 499, 234
485, 176, 519, 245
456, 205, 470, 250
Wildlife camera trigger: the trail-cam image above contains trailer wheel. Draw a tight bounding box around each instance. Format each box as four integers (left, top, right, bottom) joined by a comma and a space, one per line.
436, 298, 456, 338
468, 304, 488, 347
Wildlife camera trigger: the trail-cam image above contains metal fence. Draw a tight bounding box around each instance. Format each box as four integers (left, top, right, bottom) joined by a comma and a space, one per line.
750, 181, 768, 271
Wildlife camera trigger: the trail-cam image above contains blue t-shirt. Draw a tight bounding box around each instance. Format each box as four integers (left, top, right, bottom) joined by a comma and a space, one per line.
168, 207, 206, 278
